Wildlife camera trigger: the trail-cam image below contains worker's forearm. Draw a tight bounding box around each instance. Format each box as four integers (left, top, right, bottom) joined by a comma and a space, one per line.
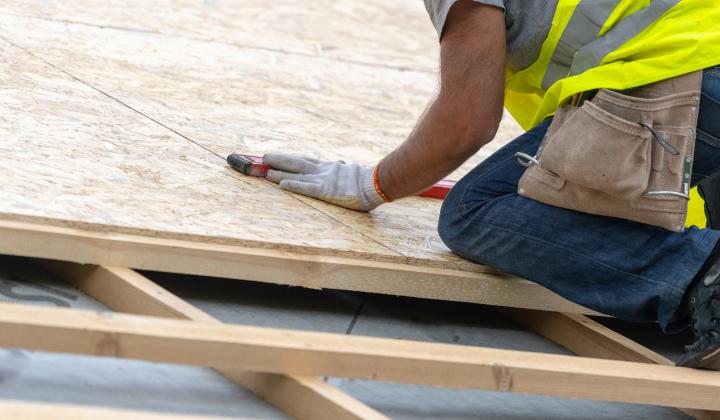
377, 1, 505, 200
378, 94, 498, 199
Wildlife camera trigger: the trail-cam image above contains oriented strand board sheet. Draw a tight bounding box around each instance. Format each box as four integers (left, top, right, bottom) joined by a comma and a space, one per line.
0, 0, 440, 72
0, 3, 522, 176
0, 40, 397, 260
0, 2, 522, 272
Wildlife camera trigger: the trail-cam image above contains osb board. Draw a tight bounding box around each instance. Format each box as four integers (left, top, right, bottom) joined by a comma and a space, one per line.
0, 14, 523, 174
0, 0, 441, 72
0, 1, 518, 268
0, 39, 408, 263
0, 12, 522, 264
0, 2, 523, 173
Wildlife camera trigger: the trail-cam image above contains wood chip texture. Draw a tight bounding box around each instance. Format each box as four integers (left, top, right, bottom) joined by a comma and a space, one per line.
0, 1, 523, 271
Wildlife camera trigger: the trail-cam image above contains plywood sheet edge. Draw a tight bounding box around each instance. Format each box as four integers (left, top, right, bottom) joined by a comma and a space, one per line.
0, 218, 596, 315
0, 211, 474, 271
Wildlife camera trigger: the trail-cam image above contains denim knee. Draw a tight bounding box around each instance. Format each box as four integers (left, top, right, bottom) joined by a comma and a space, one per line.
437, 182, 472, 253
437, 119, 551, 256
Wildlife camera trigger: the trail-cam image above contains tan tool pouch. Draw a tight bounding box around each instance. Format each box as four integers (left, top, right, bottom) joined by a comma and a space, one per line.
516, 71, 703, 232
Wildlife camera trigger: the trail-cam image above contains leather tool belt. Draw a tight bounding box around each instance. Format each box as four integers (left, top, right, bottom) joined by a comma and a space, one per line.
516, 70, 703, 232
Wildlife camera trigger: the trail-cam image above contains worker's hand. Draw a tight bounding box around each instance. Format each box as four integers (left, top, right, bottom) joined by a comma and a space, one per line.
263, 153, 387, 211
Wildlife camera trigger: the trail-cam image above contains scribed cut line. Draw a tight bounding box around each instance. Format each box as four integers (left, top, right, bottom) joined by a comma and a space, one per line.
0, 33, 223, 161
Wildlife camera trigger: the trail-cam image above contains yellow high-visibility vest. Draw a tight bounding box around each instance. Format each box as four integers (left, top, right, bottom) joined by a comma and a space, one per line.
504, 0, 720, 228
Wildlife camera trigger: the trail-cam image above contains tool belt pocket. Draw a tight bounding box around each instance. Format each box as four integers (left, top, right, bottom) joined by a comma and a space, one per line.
539, 100, 652, 200
517, 71, 703, 232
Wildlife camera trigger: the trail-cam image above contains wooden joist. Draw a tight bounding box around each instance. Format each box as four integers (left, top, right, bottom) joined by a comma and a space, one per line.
500, 309, 670, 364
39, 260, 386, 420
501, 309, 719, 420
0, 220, 593, 315
0, 400, 242, 420
0, 302, 718, 411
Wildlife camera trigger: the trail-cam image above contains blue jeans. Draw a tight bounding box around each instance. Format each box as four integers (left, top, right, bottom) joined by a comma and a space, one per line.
439, 66, 720, 331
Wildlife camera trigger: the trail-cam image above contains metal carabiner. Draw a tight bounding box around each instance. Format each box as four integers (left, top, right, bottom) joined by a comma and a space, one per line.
514, 152, 541, 168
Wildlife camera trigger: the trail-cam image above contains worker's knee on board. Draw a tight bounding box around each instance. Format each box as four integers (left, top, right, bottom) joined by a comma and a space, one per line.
437, 181, 473, 252
438, 174, 510, 258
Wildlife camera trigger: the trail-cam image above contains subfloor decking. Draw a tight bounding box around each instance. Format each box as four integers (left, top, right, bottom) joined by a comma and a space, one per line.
0, 0, 522, 268
0, 256, 691, 419
0, 0, 595, 317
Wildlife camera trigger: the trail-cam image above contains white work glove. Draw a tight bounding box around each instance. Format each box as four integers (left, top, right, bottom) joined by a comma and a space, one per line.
264, 153, 388, 211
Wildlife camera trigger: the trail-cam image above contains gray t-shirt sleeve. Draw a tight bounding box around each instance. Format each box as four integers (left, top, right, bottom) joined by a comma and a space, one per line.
424, 0, 505, 38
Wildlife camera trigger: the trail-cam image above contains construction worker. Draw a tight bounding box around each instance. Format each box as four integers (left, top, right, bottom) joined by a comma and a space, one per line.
262, 1, 720, 369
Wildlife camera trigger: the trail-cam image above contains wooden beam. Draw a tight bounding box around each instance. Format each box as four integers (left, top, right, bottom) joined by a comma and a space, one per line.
0, 303, 717, 411
500, 309, 719, 420
40, 262, 214, 321
0, 400, 242, 420
0, 219, 594, 315
38, 260, 386, 420
500, 309, 669, 364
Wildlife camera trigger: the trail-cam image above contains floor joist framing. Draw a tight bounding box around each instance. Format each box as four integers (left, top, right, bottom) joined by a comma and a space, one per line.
0, 301, 717, 411
501, 308, 719, 420
38, 260, 386, 420
500, 309, 670, 364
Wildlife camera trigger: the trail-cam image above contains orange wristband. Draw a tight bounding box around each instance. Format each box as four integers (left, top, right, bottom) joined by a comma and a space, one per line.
373, 165, 392, 203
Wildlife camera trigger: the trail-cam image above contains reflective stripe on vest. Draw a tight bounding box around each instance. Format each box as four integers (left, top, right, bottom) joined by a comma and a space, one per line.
542, 0, 679, 90
542, 0, 621, 90
505, 0, 720, 130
